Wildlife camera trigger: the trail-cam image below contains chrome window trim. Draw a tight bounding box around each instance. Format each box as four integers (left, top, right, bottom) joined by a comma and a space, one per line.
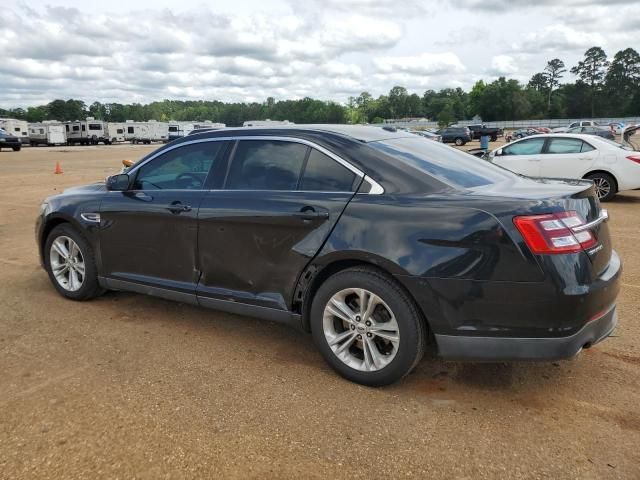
125, 135, 385, 195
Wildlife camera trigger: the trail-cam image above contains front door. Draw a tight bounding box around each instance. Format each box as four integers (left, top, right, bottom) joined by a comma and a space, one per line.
197, 139, 360, 311
99, 140, 228, 293
494, 137, 547, 177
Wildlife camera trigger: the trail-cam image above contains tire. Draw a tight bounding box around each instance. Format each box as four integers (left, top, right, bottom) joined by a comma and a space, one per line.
454, 137, 464, 146
12, 146, 21, 151
44, 224, 103, 301
585, 172, 617, 202
491, 135, 497, 142
310, 266, 426, 387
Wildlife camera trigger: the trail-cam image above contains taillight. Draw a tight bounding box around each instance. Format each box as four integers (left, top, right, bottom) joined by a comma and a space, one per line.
513, 211, 597, 254
626, 154, 640, 164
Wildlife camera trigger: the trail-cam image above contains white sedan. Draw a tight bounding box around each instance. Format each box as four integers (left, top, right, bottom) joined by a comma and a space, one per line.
487, 133, 640, 201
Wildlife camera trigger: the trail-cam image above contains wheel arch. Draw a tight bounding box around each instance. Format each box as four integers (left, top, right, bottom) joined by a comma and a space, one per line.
294, 254, 430, 338
40, 214, 83, 261
583, 169, 619, 192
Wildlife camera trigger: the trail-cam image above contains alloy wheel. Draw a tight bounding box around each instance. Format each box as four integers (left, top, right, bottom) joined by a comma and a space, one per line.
593, 177, 611, 199
322, 288, 400, 372
49, 235, 85, 292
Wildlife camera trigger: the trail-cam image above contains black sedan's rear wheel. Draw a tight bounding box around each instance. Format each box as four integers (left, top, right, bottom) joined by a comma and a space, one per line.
311, 267, 426, 386
586, 172, 617, 202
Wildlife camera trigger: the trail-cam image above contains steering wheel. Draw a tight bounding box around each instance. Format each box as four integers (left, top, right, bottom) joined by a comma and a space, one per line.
175, 172, 203, 188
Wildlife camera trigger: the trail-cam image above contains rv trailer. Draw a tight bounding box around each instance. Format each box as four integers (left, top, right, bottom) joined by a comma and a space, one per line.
105, 122, 126, 144
64, 118, 108, 145
242, 119, 293, 127
169, 121, 226, 140
28, 122, 66, 146
0, 118, 30, 144
124, 120, 169, 144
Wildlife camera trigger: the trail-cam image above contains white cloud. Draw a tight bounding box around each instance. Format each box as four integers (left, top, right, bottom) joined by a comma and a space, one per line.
374, 53, 465, 76
489, 55, 518, 75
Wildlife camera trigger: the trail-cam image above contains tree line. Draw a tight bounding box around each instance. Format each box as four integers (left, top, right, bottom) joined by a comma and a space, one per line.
1, 46, 638, 127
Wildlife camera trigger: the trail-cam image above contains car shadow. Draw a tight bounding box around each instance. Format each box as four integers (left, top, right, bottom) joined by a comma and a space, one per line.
609, 194, 640, 204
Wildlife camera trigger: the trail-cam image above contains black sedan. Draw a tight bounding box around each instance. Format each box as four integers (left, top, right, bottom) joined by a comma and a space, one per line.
36, 126, 620, 386
0, 129, 22, 151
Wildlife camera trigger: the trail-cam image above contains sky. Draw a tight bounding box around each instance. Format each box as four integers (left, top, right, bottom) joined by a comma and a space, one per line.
1, 0, 639, 108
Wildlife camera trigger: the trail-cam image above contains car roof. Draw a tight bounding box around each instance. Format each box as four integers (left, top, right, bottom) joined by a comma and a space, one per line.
189, 124, 415, 143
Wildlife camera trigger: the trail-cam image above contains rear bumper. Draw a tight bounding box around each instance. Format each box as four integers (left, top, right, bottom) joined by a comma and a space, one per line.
435, 305, 617, 361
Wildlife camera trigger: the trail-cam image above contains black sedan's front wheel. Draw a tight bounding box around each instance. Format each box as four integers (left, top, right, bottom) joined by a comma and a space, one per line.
311, 267, 426, 386
44, 224, 103, 300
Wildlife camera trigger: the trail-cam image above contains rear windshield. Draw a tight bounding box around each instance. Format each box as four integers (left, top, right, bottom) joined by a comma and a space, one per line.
369, 137, 517, 188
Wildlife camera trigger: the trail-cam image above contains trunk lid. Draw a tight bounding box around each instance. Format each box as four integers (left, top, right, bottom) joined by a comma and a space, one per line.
471, 176, 612, 274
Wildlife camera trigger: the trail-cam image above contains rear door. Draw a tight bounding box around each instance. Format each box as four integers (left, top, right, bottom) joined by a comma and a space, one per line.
196, 138, 361, 312
538, 137, 598, 178
493, 137, 547, 177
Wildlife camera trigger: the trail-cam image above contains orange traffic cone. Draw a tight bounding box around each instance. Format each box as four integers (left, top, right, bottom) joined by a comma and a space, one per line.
54, 161, 63, 174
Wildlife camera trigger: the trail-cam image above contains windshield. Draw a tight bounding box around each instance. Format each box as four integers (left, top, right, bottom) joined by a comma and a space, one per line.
369, 137, 517, 188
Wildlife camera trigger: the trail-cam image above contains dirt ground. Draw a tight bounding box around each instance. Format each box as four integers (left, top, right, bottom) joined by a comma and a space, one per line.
1, 143, 639, 479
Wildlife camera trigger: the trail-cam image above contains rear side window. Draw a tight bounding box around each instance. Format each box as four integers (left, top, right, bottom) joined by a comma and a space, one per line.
503, 138, 546, 155
546, 138, 584, 154
300, 149, 356, 192
225, 140, 307, 190
370, 137, 516, 189
133, 142, 225, 190
89, 124, 102, 130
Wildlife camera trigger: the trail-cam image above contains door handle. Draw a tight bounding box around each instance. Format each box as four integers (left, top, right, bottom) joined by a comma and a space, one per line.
167, 201, 192, 214
293, 206, 329, 220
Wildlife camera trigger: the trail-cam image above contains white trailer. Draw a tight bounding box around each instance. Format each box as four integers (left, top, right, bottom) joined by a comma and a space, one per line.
168, 121, 226, 140
124, 121, 169, 144
242, 119, 293, 127
64, 118, 108, 145
105, 122, 126, 144
28, 122, 66, 146
0, 118, 29, 144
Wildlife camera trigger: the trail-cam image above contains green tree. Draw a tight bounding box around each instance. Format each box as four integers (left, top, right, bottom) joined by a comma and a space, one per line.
543, 58, 566, 114
571, 47, 609, 117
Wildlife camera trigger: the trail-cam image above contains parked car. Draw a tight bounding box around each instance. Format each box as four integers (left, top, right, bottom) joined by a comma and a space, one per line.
465, 124, 503, 141
552, 120, 601, 133
609, 122, 625, 135
487, 133, 640, 201
566, 126, 615, 140
0, 128, 22, 151
409, 129, 442, 142
36, 126, 620, 386
506, 128, 541, 142
435, 126, 472, 145
528, 126, 551, 134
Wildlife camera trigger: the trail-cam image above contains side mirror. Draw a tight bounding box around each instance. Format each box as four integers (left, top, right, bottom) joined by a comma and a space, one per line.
106, 173, 130, 191
496, 148, 503, 156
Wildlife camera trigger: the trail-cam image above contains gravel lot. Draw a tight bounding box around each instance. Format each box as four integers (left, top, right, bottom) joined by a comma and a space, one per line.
1, 143, 639, 479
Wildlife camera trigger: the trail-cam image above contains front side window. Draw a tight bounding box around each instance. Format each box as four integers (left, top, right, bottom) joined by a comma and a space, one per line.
502, 138, 546, 156
300, 149, 356, 192
133, 142, 225, 190
546, 138, 584, 154
225, 140, 307, 190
